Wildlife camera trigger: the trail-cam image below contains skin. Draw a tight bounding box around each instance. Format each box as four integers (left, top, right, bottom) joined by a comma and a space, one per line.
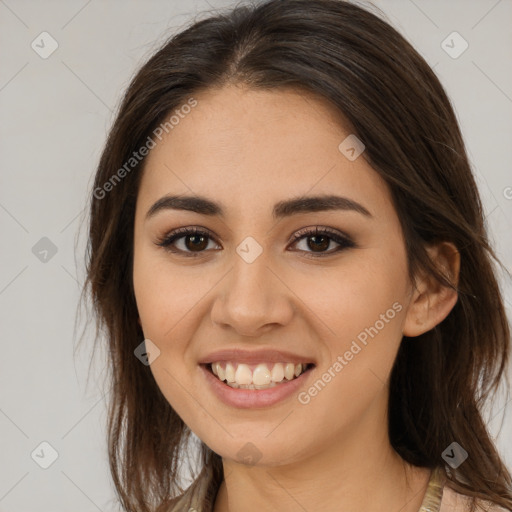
132, 84, 460, 512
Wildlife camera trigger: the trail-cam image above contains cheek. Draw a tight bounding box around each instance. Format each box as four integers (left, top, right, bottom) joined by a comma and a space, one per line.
132, 253, 202, 422
288, 256, 406, 337
303, 254, 408, 386
132, 246, 199, 337
132, 258, 167, 337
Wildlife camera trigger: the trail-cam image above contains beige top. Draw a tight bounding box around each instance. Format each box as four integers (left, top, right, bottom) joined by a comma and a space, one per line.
167, 466, 509, 512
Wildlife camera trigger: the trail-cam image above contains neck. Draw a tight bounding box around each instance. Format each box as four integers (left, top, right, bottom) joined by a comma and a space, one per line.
214, 451, 430, 512
212, 389, 431, 512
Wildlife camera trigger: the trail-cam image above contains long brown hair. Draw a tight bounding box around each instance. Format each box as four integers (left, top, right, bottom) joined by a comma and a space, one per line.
82, 0, 512, 510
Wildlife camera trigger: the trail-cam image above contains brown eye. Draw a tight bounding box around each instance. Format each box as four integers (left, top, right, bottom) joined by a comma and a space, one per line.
155, 227, 220, 257
183, 233, 209, 252
289, 226, 355, 257
155, 225, 355, 258
305, 234, 331, 252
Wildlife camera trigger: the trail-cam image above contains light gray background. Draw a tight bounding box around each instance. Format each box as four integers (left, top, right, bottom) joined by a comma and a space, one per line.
1, 1, 511, 510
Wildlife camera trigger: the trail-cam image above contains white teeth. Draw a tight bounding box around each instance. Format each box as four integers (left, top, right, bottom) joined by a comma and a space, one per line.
227, 382, 279, 390
225, 362, 236, 383
252, 363, 271, 386
284, 363, 295, 380
210, 361, 309, 388
235, 364, 252, 385
271, 363, 284, 382
217, 363, 226, 382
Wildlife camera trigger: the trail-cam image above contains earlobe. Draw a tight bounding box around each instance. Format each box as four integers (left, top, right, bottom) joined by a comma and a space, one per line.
403, 241, 460, 337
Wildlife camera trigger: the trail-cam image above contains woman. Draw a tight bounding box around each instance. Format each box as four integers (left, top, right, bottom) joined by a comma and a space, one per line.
84, 0, 512, 511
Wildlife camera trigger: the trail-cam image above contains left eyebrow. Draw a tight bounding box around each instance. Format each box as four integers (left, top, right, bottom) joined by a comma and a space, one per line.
145, 193, 373, 220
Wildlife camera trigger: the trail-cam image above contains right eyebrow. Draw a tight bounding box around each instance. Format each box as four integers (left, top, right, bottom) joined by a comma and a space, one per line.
145, 193, 373, 220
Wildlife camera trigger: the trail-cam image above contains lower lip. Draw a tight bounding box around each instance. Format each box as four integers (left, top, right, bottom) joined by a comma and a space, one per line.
199, 364, 315, 409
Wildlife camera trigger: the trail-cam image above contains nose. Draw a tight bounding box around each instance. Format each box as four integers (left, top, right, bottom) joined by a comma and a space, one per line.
210, 248, 295, 337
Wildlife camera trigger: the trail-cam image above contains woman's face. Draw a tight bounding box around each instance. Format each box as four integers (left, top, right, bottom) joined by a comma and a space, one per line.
133, 85, 417, 466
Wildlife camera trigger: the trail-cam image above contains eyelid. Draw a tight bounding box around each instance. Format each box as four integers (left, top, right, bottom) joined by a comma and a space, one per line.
288, 225, 355, 258
289, 225, 351, 243
154, 225, 355, 257
155, 226, 220, 253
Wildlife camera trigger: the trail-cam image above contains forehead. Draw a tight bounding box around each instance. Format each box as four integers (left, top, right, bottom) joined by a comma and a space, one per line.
137, 85, 393, 220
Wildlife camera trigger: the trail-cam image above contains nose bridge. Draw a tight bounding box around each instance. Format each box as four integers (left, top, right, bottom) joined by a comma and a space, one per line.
211, 237, 293, 334
227, 243, 275, 313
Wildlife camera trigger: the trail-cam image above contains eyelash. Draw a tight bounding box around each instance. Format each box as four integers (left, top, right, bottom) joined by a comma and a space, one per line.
155, 225, 355, 259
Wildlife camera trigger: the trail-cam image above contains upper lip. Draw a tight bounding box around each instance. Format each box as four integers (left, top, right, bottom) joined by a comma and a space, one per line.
198, 348, 316, 365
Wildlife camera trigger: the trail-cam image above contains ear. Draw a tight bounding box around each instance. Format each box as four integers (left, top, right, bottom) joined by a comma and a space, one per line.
403, 241, 460, 337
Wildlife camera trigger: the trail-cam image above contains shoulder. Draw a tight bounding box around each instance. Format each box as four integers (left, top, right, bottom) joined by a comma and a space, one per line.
440, 485, 510, 512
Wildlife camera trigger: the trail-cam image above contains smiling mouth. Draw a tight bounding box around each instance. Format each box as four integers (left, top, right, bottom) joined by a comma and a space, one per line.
203, 361, 315, 390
